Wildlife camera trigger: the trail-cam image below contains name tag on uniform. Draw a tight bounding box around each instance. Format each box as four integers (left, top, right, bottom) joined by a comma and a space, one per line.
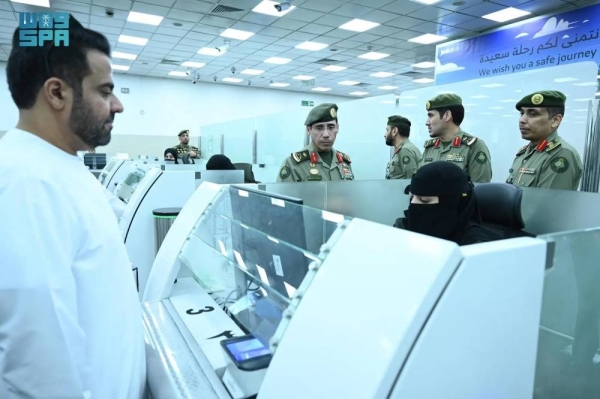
519, 167, 536, 174
307, 175, 322, 181
446, 154, 465, 162
424, 157, 433, 162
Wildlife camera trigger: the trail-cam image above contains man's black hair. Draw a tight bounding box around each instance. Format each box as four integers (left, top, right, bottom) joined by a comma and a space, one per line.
434, 105, 465, 126
6, 14, 111, 109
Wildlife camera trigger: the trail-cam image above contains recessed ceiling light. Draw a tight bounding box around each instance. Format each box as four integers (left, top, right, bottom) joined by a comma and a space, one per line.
411, 61, 436, 68
182, 61, 206, 68
169, 71, 187, 77
482, 7, 530, 23
264, 57, 291, 64
413, 78, 434, 84
408, 33, 447, 45
350, 91, 369, 96
252, 0, 296, 16
554, 77, 579, 83
112, 64, 130, 71
241, 69, 264, 75
370, 72, 395, 78
270, 82, 290, 87
322, 65, 347, 72
293, 75, 314, 80
118, 35, 148, 46
127, 11, 163, 26
312, 87, 332, 92
112, 51, 137, 60
296, 41, 329, 51
339, 80, 360, 86
481, 83, 505, 88
411, 0, 442, 4
358, 52, 390, 60
11, 0, 49, 6
198, 47, 223, 56
223, 77, 243, 83
339, 18, 380, 32
378, 85, 398, 90
220, 28, 255, 41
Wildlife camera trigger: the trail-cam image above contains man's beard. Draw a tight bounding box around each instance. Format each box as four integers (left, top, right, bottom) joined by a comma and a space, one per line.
69, 93, 113, 148
385, 135, 393, 146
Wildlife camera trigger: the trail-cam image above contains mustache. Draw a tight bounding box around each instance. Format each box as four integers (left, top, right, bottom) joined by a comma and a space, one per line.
106, 114, 115, 123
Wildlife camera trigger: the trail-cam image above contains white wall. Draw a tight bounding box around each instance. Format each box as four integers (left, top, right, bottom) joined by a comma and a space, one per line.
0, 62, 347, 140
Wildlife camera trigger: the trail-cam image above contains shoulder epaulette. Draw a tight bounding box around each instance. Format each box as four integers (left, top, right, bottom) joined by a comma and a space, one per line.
461, 133, 477, 146
516, 145, 528, 156
337, 151, 351, 163
291, 150, 310, 164
546, 140, 562, 153
424, 139, 436, 148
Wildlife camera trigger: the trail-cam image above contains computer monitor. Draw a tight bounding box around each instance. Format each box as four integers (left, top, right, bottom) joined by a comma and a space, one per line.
84, 153, 107, 170
229, 187, 308, 300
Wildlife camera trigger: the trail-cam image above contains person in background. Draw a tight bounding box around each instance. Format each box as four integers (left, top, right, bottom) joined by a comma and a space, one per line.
385, 115, 422, 180
164, 147, 178, 164
0, 14, 145, 399
394, 161, 497, 245
174, 129, 200, 160
277, 103, 354, 182
421, 94, 492, 183
206, 154, 236, 170
506, 90, 582, 190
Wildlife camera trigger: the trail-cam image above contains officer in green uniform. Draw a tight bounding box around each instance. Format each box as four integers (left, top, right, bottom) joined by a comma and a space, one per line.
385, 115, 422, 179
421, 94, 492, 183
173, 129, 200, 159
506, 90, 582, 190
277, 103, 354, 182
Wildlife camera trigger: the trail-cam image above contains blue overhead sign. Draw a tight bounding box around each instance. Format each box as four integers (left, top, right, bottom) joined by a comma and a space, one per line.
435, 3, 600, 84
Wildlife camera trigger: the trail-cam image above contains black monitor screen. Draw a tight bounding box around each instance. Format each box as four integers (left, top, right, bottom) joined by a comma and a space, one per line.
84, 154, 107, 170
229, 187, 309, 301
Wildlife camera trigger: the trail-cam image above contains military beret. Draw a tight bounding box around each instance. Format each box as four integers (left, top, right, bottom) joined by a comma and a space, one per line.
178, 129, 190, 137
387, 115, 411, 128
515, 90, 566, 110
305, 103, 338, 126
425, 93, 463, 111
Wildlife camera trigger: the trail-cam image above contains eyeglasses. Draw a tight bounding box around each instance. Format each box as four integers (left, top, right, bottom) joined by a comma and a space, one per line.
311, 123, 338, 133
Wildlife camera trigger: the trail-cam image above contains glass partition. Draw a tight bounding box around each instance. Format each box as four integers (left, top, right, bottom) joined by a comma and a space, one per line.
399, 62, 598, 183
535, 228, 600, 398
177, 186, 350, 346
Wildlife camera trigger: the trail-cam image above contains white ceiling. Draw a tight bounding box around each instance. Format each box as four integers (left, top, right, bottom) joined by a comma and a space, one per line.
0, 0, 597, 97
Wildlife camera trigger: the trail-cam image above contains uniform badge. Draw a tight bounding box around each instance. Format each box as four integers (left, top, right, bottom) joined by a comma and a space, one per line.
330, 108, 337, 118
447, 154, 465, 163
307, 175, 322, 181
425, 101, 431, 110
310, 163, 316, 167
309, 168, 319, 175
531, 93, 544, 105
280, 166, 291, 179
475, 151, 488, 164
551, 157, 569, 173
402, 155, 411, 164
341, 167, 354, 180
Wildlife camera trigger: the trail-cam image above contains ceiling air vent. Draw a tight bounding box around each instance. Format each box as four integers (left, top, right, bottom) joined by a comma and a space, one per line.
211, 4, 245, 13
315, 58, 340, 65
400, 71, 429, 77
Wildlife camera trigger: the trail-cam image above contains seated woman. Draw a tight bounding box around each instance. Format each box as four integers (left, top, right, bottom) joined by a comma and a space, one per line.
394, 161, 498, 245
164, 148, 178, 164
206, 154, 236, 170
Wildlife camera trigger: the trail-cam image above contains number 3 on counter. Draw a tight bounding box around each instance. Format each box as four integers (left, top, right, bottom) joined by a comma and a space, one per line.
186, 306, 215, 315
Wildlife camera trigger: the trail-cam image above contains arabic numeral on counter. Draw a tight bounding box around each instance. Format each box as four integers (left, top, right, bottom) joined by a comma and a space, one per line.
186, 306, 215, 315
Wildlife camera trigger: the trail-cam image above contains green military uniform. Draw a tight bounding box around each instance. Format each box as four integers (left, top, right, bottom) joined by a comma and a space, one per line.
506, 91, 582, 190
277, 103, 354, 182
385, 115, 422, 180
421, 94, 492, 183
173, 129, 200, 159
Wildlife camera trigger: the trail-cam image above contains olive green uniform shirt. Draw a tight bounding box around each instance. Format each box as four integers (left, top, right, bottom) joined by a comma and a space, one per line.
386, 139, 422, 180
421, 129, 492, 183
506, 131, 582, 191
277, 142, 354, 182
173, 144, 200, 158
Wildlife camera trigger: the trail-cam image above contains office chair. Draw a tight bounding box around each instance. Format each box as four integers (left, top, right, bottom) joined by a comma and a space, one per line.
474, 183, 533, 238
233, 163, 260, 183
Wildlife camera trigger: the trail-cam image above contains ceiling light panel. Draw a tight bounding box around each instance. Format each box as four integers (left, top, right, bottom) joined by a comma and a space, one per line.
169, 71, 187, 76
118, 35, 148, 46
482, 7, 530, 23
339, 81, 360, 86
270, 82, 290, 87
322, 65, 347, 72
370, 72, 395, 78
264, 57, 292, 64
241, 69, 264, 75
223, 77, 243, 83
127, 11, 163, 26
296, 41, 329, 51
413, 78, 434, 83
378, 85, 398, 90
350, 91, 369, 96
11, 0, 49, 6
182, 61, 206, 68
252, 0, 296, 16
339, 19, 380, 33
220, 28, 255, 41
358, 52, 390, 60
198, 48, 223, 56
112, 51, 137, 60
408, 33, 447, 45
112, 65, 130, 71
293, 75, 315, 80
412, 61, 436, 68
312, 87, 332, 92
